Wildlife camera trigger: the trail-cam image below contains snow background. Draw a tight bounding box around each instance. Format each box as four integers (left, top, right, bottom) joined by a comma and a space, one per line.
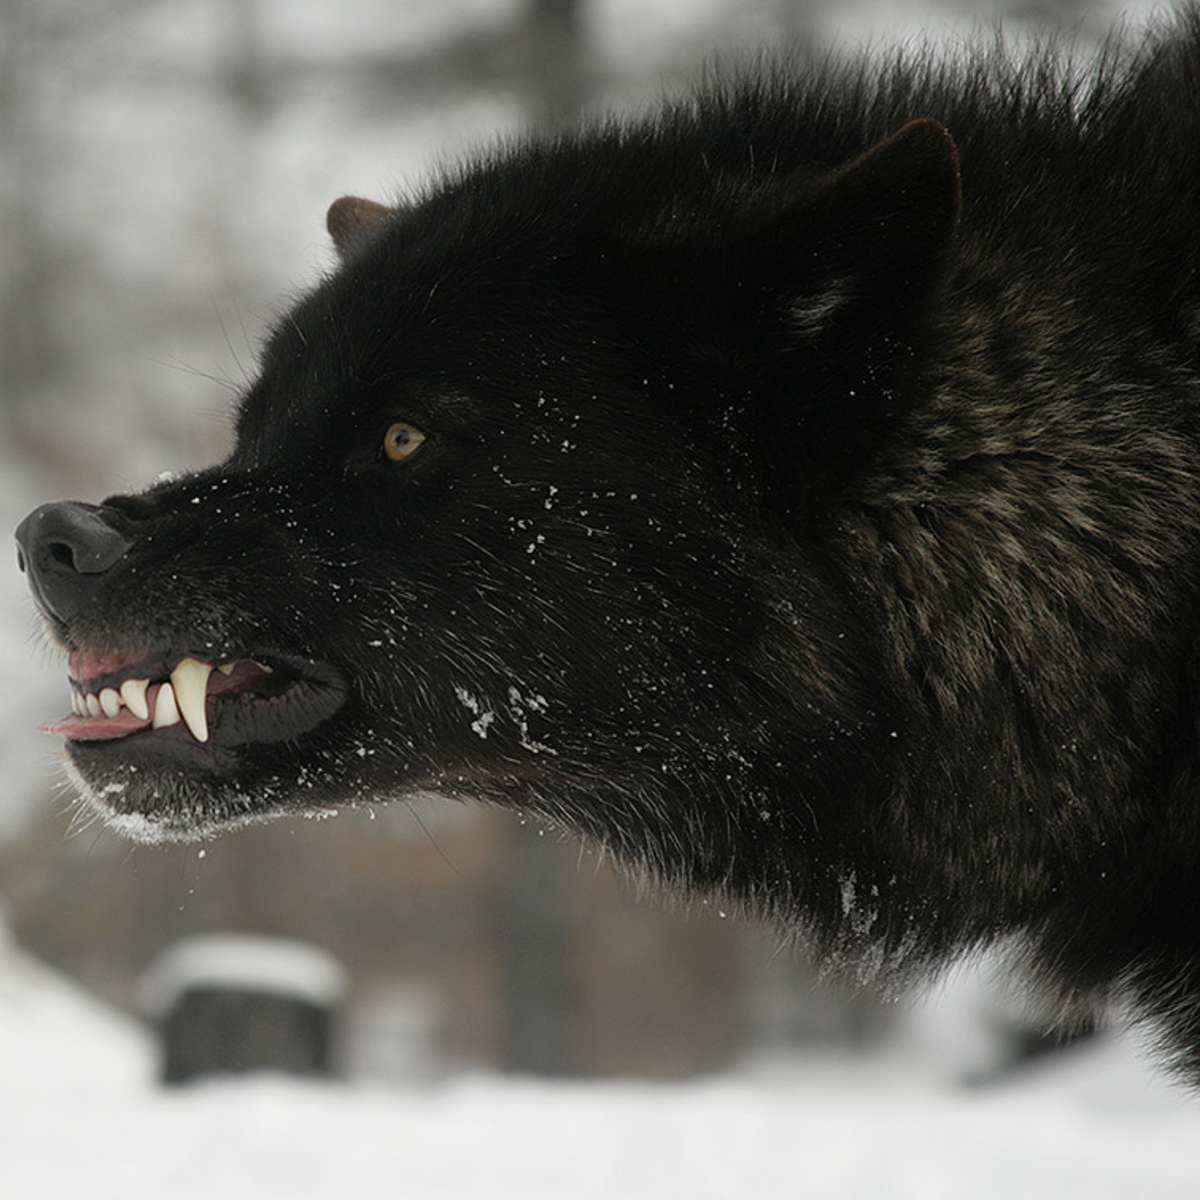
3, 0, 1199, 1194
2, 911, 1197, 1200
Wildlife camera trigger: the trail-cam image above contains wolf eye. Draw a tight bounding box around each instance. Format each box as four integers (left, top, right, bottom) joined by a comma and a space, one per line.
382, 422, 426, 462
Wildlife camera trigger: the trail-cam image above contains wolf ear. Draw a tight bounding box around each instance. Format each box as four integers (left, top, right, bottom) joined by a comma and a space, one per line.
780, 119, 961, 339
326, 196, 396, 257
729, 121, 960, 501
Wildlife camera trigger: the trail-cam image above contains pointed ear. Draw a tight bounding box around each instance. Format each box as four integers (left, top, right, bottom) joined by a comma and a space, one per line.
326, 196, 396, 258
833, 118, 960, 240
742, 121, 961, 496
782, 119, 961, 338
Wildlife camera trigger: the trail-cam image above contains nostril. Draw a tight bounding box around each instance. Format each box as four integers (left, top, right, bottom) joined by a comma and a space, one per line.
14, 501, 134, 624
48, 541, 77, 570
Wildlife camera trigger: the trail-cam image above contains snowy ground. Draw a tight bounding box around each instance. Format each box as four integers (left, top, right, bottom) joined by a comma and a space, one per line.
1, 920, 1197, 1200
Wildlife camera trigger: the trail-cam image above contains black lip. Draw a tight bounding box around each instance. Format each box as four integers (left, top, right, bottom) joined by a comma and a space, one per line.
69, 723, 241, 772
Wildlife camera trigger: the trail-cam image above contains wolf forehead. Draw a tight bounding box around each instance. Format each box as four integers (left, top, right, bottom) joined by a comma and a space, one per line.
236, 109, 954, 462
234, 203, 611, 455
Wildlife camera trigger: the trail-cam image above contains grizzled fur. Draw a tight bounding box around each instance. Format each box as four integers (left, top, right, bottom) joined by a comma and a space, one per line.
17, 12, 1200, 1077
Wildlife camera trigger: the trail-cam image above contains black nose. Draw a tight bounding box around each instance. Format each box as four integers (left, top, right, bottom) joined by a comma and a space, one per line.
15, 502, 133, 625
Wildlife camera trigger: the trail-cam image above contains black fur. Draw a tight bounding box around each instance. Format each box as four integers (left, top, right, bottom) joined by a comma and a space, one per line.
17, 11, 1200, 1078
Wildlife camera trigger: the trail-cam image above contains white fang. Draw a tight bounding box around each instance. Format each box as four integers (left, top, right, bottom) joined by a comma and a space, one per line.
170, 658, 213, 742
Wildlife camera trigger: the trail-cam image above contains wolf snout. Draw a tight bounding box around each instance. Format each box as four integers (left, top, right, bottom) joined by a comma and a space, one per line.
15, 501, 133, 624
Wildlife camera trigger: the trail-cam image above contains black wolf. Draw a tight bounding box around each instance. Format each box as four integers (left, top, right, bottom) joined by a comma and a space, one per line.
16, 13, 1200, 1078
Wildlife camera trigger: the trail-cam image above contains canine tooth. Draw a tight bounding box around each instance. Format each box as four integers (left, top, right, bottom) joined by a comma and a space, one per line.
170, 658, 212, 742
121, 678, 150, 720
153, 682, 181, 729
85, 693, 102, 718
99, 688, 122, 718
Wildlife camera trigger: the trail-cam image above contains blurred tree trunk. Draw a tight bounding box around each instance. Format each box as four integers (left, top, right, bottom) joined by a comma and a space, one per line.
496, 822, 581, 1075
524, 0, 587, 133
217, 0, 271, 305
0, 0, 60, 422
223, 0, 268, 118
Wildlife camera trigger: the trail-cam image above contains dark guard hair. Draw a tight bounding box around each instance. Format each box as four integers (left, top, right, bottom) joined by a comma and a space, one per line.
15, 10, 1200, 1079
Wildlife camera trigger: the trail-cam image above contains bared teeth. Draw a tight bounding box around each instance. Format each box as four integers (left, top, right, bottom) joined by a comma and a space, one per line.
169, 658, 213, 742
152, 681, 181, 730
69, 655, 262, 740
120, 678, 150, 720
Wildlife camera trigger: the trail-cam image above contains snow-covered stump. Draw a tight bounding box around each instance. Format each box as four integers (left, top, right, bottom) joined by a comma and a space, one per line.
139, 933, 348, 1085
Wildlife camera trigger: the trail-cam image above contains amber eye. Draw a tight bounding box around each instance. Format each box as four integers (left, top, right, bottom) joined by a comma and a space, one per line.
382, 421, 426, 462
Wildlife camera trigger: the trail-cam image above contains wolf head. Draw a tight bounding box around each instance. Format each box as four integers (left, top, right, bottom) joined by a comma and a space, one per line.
16, 116, 959, 867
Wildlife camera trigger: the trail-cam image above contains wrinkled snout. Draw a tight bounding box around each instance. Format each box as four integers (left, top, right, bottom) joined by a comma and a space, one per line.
15, 502, 132, 626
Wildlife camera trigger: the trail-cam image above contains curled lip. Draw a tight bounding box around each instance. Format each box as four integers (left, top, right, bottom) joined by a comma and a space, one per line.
43, 647, 347, 750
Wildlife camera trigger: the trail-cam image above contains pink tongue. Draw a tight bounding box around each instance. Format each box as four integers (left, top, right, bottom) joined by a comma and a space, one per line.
40, 710, 153, 742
